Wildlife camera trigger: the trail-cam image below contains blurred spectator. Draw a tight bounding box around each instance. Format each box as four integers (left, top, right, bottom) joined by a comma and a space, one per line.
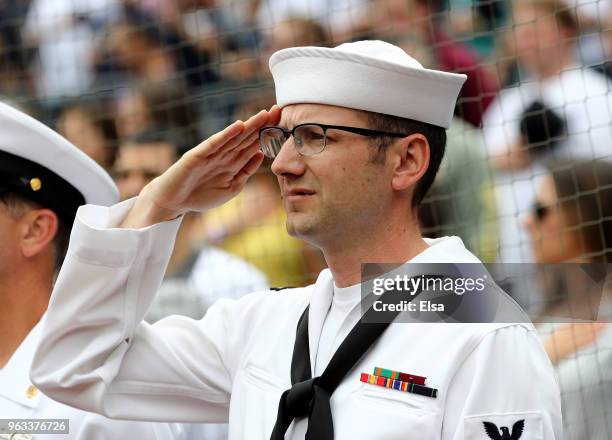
254, 0, 368, 42
0, 0, 33, 98
114, 81, 199, 151
248, 16, 329, 80
176, 0, 258, 56
95, 4, 218, 90
268, 15, 329, 50
447, 0, 507, 32
56, 99, 119, 171
445, 0, 507, 58
113, 130, 177, 200
524, 160, 612, 264
362, 0, 499, 127
100, 18, 176, 84
22, 0, 120, 102
483, 0, 612, 263
222, 15, 329, 83
114, 87, 150, 139
524, 160, 612, 440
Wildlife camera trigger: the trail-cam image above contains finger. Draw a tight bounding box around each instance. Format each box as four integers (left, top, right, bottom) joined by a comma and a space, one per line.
221, 109, 269, 154
227, 138, 263, 174
198, 136, 261, 183
221, 130, 260, 162
191, 120, 245, 158
267, 105, 282, 126
231, 151, 265, 190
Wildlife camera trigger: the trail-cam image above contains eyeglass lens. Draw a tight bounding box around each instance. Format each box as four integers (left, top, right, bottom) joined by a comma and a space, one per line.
260, 128, 285, 158
260, 124, 326, 158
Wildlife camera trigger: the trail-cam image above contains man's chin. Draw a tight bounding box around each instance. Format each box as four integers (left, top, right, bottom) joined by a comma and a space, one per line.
285, 215, 317, 240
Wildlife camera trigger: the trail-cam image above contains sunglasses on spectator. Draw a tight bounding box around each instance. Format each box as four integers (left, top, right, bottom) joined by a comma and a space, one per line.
532, 201, 552, 222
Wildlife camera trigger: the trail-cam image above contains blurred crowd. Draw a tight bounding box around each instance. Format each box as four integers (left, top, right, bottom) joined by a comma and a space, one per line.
1, 0, 612, 437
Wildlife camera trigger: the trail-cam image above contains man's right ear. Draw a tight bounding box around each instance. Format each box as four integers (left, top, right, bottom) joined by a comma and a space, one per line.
390, 133, 430, 192
19, 208, 58, 259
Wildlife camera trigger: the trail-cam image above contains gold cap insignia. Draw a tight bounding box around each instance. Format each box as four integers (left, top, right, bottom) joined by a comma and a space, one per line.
29, 178, 42, 192
26, 384, 38, 399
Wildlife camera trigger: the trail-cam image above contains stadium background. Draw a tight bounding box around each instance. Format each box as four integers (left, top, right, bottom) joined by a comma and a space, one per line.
1, 0, 611, 438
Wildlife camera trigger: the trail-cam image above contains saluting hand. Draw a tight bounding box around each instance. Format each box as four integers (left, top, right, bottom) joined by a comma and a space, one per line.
121, 106, 281, 228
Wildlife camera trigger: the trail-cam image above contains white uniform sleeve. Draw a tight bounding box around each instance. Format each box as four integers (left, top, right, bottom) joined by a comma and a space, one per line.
442, 325, 562, 440
31, 199, 250, 423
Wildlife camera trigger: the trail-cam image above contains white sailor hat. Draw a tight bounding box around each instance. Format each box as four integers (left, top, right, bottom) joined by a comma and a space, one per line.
0, 102, 119, 224
269, 40, 468, 128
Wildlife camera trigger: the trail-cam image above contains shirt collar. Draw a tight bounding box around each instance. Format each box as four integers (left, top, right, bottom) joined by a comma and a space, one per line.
307, 235, 479, 375
0, 319, 43, 409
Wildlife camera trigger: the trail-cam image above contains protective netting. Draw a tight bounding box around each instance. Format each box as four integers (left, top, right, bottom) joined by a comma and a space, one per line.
1, 0, 611, 438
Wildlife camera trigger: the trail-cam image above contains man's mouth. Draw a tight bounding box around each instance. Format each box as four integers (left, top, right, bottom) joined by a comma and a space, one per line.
284, 188, 316, 200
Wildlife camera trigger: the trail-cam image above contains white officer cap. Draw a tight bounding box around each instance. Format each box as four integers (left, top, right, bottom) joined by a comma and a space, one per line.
0, 101, 119, 224
269, 40, 468, 128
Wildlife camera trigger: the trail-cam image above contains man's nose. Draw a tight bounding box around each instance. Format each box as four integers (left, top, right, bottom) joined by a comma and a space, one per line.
271, 137, 306, 177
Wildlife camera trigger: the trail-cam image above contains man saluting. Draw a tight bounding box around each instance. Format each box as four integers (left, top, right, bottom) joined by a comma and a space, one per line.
32, 41, 562, 439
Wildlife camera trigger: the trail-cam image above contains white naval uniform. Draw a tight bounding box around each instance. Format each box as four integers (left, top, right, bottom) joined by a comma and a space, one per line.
0, 317, 194, 439
31, 199, 563, 439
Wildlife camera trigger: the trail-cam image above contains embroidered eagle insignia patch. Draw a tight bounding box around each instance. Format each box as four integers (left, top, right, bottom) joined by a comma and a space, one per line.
483, 419, 525, 440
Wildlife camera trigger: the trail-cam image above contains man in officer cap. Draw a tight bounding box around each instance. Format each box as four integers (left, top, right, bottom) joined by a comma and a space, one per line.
0, 102, 205, 439
32, 41, 562, 439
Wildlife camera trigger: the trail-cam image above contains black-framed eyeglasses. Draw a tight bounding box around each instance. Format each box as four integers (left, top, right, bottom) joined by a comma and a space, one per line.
258, 123, 408, 159
532, 201, 552, 222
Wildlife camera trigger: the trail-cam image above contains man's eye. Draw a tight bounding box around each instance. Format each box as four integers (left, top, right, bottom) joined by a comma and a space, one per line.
303, 130, 324, 141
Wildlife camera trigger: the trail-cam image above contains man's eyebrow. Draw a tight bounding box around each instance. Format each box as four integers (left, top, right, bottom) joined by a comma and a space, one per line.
277, 119, 290, 129
277, 121, 318, 129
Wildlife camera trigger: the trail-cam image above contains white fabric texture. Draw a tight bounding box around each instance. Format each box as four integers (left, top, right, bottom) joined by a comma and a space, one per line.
313, 282, 361, 376
269, 40, 467, 128
0, 317, 200, 440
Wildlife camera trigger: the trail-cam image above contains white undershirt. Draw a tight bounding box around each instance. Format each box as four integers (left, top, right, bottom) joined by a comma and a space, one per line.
314, 282, 363, 376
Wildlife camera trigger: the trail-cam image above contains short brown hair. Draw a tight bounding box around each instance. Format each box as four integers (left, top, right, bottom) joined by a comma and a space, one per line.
548, 160, 612, 262
362, 111, 447, 208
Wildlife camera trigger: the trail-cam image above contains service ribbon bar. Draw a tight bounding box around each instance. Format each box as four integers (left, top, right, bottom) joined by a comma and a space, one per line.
373, 366, 426, 385
360, 373, 438, 398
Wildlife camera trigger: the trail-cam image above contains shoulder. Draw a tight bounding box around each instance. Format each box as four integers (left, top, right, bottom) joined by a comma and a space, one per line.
205, 284, 313, 328
455, 323, 543, 371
